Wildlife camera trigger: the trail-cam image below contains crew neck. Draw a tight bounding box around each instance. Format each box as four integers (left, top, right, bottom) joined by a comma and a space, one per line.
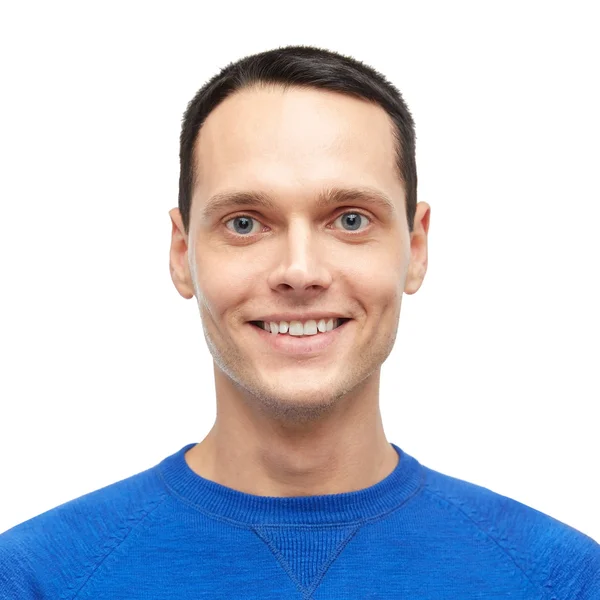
158, 443, 424, 526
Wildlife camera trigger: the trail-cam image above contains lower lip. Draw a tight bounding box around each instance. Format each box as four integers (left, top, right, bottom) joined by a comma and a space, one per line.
248, 321, 351, 355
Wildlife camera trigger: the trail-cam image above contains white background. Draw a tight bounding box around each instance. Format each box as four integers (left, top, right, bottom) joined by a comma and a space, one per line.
1, 1, 598, 541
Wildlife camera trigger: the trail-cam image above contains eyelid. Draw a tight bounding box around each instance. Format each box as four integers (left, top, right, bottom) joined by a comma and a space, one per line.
331, 209, 372, 227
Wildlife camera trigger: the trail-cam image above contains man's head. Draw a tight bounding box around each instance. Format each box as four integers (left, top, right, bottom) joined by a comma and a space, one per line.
169, 46, 430, 424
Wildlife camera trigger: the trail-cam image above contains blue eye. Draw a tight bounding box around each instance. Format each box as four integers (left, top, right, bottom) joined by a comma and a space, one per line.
225, 216, 262, 235
334, 212, 370, 232
224, 211, 371, 237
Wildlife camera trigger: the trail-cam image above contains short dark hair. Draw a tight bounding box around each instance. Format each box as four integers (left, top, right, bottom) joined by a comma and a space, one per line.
178, 45, 417, 235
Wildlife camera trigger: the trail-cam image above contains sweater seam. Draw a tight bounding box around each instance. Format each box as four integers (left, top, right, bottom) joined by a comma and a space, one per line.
423, 486, 553, 600
62, 491, 169, 600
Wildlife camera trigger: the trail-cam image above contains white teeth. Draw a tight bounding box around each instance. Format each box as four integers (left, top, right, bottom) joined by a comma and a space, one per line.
260, 318, 343, 336
289, 321, 304, 336
302, 320, 318, 336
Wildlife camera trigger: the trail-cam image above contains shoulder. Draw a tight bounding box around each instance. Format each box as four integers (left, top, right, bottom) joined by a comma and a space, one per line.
0, 463, 169, 599
421, 464, 600, 599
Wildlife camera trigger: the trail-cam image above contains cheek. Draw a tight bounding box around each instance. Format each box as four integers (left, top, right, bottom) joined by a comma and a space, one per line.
195, 252, 258, 315
345, 248, 404, 286
344, 253, 404, 315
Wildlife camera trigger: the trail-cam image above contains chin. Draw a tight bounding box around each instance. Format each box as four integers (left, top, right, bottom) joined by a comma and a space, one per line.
245, 375, 344, 414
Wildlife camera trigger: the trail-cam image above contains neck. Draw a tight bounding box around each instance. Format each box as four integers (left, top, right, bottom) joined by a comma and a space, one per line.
185, 367, 399, 497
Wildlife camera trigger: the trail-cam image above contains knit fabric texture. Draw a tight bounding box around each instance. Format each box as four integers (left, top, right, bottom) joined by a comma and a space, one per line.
1, 443, 599, 599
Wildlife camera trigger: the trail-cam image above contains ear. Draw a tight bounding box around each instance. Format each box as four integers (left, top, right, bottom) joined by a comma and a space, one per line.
169, 208, 195, 299
404, 202, 430, 295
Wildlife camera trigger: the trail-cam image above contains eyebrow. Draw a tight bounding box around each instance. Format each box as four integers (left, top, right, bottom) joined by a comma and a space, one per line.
200, 187, 397, 221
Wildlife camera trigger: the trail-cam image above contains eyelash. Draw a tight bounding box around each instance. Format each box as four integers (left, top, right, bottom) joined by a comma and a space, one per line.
223, 211, 372, 238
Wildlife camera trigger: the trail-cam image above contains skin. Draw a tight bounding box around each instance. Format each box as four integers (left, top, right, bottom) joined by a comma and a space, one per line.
169, 85, 430, 497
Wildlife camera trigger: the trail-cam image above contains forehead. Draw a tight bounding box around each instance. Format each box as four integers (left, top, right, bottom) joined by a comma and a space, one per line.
192, 85, 402, 204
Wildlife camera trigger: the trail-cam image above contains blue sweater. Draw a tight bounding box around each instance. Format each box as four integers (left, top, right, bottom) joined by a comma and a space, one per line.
1, 443, 598, 599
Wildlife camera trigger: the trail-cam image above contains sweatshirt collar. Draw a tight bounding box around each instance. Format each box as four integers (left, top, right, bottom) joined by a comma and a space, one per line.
158, 442, 423, 526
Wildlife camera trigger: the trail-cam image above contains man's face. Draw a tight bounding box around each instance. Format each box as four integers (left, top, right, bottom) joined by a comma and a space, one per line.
170, 85, 428, 421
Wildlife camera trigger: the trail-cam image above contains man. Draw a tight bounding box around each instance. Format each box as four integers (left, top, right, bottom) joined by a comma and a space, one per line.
1, 45, 598, 599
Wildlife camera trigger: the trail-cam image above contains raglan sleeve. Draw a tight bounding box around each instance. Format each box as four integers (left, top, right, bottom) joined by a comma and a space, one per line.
0, 534, 41, 599
575, 537, 600, 599
550, 530, 600, 600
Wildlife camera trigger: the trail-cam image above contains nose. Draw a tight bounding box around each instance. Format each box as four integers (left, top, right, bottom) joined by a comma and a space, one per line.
266, 221, 333, 297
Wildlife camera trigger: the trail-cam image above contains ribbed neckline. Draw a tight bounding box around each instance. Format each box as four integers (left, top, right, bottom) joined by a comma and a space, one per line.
158, 443, 423, 525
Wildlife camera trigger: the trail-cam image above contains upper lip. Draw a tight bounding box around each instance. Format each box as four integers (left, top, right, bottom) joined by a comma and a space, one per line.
250, 313, 350, 323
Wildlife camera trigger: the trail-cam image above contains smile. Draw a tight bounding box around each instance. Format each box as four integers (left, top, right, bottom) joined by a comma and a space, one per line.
248, 319, 352, 355
250, 318, 350, 336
